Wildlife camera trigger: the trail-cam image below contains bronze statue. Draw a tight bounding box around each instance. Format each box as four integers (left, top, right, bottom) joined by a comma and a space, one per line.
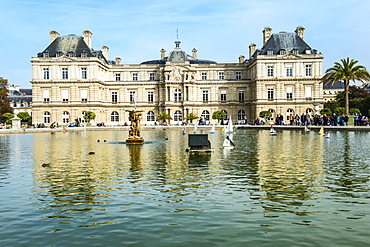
126, 110, 144, 144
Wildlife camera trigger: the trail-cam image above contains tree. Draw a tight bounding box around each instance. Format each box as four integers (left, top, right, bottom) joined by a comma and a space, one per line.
2, 113, 14, 124
0, 77, 13, 118
334, 107, 345, 116
83, 111, 96, 123
323, 58, 370, 115
320, 108, 332, 116
184, 113, 198, 123
336, 86, 370, 101
212, 111, 226, 122
17, 112, 31, 124
156, 112, 172, 124
259, 111, 272, 119
349, 108, 360, 115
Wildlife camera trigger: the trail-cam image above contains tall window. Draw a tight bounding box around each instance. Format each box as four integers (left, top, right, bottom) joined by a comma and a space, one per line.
202, 90, 209, 102
132, 73, 138, 81
306, 65, 312, 76
149, 73, 155, 81
115, 74, 121, 81
174, 89, 182, 102
268, 88, 274, 100
236, 72, 242, 80
219, 72, 224, 80
111, 111, 119, 122
174, 110, 183, 121
43, 68, 49, 79
147, 111, 155, 121
62, 111, 69, 124
130, 91, 136, 103
62, 68, 68, 79
81, 68, 87, 79
286, 86, 293, 99
43, 112, 50, 124
202, 110, 210, 121
286, 66, 293, 77
147, 91, 154, 102
268, 109, 275, 121
237, 110, 246, 121
43, 89, 50, 102
267, 66, 274, 77
239, 90, 245, 101
201, 72, 207, 80
112, 91, 118, 102
81, 89, 87, 102
220, 90, 226, 102
62, 89, 69, 102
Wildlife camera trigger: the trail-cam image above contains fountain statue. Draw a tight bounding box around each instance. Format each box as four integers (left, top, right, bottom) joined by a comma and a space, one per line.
126, 110, 144, 144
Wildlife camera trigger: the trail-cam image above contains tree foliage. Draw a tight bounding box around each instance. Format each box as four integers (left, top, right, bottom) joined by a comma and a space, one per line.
156, 112, 172, 122
83, 111, 96, 123
349, 108, 360, 115
334, 107, 345, 116
259, 111, 272, 119
212, 111, 226, 121
323, 58, 370, 115
17, 112, 31, 122
320, 108, 332, 116
184, 113, 198, 123
2, 113, 14, 124
0, 77, 13, 118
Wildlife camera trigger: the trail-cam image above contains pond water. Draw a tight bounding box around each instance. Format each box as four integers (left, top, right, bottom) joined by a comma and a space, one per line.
0, 129, 369, 246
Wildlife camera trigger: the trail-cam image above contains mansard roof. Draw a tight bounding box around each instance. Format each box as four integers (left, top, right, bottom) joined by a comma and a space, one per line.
37, 34, 108, 62
253, 32, 318, 57
141, 40, 217, 65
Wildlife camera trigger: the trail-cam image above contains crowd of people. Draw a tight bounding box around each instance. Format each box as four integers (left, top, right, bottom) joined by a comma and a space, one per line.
254, 112, 369, 126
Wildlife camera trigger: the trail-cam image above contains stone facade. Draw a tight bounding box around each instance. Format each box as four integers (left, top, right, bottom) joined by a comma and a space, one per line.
31, 27, 325, 126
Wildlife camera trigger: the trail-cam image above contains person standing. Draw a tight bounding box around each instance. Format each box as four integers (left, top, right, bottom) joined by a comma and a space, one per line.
353, 112, 359, 126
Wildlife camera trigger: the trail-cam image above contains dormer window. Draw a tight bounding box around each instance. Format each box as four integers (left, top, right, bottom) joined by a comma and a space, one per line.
81, 51, 87, 57
267, 50, 273, 55
43, 52, 49, 58
68, 52, 75, 57
56, 52, 63, 57
305, 49, 311, 54
292, 49, 298, 55
279, 49, 286, 55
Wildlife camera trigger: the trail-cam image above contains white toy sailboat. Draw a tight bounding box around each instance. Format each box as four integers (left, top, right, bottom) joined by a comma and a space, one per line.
193, 122, 198, 133
210, 124, 216, 133
183, 127, 186, 135
319, 127, 325, 136
225, 117, 234, 134
325, 132, 331, 138
223, 136, 235, 149
304, 125, 310, 132
270, 125, 276, 135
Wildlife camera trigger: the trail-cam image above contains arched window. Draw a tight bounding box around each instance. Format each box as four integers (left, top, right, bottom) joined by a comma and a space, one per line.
268, 109, 275, 121
221, 110, 228, 120
306, 108, 313, 116
286, 109, 294, 121
147, 111, 155, 122
201, 110, 210, 121
174, 110, 182, 121
43, 111, 50, 124
111, 111, 119, 122
62, 111, 69, 124
174, 89, 182, 102
237, 110, 246, 121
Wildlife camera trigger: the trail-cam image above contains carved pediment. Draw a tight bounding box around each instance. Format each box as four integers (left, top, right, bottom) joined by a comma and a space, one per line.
282, 53, 301, 59
53, 55, 76, 62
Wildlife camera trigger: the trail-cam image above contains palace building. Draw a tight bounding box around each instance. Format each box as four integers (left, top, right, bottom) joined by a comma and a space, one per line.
30, 27, 324, 126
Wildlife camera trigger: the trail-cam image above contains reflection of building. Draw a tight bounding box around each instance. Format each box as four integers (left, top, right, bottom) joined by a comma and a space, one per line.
31, 27, 324, 126
323, 81, 344, 102
7, 84, 32, 115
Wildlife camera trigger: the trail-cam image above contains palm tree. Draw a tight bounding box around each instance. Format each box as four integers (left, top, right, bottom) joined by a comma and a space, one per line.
323, 57, 370, 115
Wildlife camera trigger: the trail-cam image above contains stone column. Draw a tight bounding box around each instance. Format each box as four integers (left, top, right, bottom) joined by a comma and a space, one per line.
12, 116, 21, 130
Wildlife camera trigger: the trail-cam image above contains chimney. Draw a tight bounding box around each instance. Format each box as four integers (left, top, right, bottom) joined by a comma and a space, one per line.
49, 30, 60, 43
83, 30, 93, 49
160, 48, 166, 59
115, 57, 121, 65
192, 48, 198, 59
238, 55, 245, 63
102, 46, 109, 60
249, 43, 256, 58
295, 26, 305, 40
262, 27, 272, 45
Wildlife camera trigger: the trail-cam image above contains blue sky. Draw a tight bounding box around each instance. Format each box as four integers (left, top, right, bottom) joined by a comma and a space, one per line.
1, 0, 370, 88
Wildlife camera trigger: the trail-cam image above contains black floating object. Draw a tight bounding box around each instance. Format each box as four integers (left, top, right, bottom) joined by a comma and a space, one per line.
165, 137, 168, 140
42, 163, 51, 167
88, 152, 95, 155
104, 140, 106, 142
97, 140, 100, 142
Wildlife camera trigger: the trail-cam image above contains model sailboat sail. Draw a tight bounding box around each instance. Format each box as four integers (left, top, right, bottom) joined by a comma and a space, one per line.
223, 136, 235, 149
304, 125, 310, 132
210, 124, 215, 133
225, 118, 234, 133
319, 127, 325, 135
270, 125, 276, 135
193, 122, 198, 133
